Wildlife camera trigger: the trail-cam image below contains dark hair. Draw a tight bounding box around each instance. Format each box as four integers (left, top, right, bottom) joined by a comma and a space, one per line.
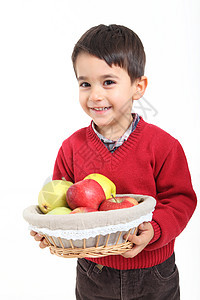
71, 24, 146, 83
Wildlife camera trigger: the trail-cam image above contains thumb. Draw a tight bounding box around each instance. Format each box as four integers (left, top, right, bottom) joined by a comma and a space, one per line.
138, 223, 145, 230
138, 222, 150, 231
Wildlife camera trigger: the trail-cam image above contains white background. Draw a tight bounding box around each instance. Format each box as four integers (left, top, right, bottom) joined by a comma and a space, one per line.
0, 0, 199, 299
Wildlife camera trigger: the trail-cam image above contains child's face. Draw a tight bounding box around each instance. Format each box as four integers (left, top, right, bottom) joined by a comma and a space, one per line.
75, 53, 140, 139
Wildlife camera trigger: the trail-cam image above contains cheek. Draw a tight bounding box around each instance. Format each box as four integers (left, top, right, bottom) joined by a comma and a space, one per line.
79, 93, 86, 106
108, 90, 121, 103
79, 95, 91, 114
110, 90, 132, 107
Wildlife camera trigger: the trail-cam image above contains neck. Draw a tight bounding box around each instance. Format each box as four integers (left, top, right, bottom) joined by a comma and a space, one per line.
95, 115, 133, 140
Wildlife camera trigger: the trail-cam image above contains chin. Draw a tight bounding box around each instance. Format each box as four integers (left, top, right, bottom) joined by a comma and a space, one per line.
95, 116, 114, 126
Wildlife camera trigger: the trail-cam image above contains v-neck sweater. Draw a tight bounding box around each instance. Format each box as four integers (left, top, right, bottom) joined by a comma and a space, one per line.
52, 117, 197, 270
92, 113, 140, 153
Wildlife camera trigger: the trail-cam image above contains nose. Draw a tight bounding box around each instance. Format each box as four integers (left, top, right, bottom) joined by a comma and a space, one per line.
89, 85, 104, 102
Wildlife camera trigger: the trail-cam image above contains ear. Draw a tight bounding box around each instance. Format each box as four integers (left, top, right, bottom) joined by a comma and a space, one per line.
132, 76, 148, 100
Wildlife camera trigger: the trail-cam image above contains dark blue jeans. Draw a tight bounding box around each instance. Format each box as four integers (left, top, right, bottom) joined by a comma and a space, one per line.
76, 253, 180, 300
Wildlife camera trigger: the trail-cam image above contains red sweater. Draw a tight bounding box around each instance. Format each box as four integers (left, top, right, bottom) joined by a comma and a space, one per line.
52, 117, 197, 270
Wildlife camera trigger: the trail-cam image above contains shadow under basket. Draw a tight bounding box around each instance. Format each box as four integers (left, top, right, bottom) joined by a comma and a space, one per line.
43, 228, 137, 258
23, 194, 156, 258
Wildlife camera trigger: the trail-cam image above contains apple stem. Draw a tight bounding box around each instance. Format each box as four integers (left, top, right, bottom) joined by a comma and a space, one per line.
111, 194, 118, 203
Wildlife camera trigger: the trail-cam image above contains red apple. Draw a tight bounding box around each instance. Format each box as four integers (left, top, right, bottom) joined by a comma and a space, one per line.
66, 179, 105, 210
99, 195, 138, 211
70, 207, 97, 214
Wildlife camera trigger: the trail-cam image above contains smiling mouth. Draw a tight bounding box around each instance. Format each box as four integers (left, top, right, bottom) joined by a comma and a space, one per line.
91, 107, 112, 111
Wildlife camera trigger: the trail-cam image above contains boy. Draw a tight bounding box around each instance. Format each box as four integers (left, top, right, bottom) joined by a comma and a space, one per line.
31, 24, 197, 299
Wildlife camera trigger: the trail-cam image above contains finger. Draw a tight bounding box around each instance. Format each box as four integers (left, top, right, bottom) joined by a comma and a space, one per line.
34, 233, 44, 242
39, 239, 49, 249
123, 233, 135, 241
122, 244, 144, 258
138, 222, 150, 232
123, 233, 143, 245
123, 224, 146, 242
30, 230, 37, 236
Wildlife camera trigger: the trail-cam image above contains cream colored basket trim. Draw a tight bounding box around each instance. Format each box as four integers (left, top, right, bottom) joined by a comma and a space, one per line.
29, 212, 153, 240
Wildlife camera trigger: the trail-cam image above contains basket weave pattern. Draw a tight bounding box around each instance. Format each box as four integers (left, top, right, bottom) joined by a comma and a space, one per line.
43, 227, 137, 258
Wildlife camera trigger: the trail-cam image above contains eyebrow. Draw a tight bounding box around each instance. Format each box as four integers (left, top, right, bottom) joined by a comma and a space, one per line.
77, 74, 119, 81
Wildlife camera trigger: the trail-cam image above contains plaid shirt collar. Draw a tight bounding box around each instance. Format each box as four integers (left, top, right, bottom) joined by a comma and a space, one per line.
92, 113, 140, 153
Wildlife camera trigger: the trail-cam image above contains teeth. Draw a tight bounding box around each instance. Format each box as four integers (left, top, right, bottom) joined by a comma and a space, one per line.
93, 107, 110, 111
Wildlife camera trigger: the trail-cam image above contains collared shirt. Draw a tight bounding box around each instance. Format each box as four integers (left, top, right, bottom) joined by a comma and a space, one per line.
92, 113, 140, 153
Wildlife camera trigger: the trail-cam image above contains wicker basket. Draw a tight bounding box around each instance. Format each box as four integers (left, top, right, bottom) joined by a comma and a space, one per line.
23, 194, 156, 258
43, 228, 137, 258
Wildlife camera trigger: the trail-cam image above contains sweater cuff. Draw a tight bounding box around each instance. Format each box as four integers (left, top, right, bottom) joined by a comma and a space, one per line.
149, 220, 161, 244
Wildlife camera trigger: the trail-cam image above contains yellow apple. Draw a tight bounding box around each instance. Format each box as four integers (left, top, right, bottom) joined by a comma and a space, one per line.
83, 173, 116, 199
38, 180, 73, 214
46, 207, 72, 215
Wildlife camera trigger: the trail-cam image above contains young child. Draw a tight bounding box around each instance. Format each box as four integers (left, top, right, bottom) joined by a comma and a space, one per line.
31, 24, 197, 299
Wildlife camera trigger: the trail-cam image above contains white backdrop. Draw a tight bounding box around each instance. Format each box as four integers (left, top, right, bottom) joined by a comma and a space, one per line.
0, 0, 199, 299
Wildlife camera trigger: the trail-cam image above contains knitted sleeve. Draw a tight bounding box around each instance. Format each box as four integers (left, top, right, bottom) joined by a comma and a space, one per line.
52, 139, 74, 183
146, 139, 197, 250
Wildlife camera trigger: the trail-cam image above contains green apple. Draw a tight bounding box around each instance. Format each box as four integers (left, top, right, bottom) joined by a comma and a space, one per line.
83, 173, 116, 199
38, 180, 73, 214
46, 207, 72, 215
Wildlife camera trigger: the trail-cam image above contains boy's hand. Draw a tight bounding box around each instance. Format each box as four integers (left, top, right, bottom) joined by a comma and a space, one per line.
30, 230, 49, 249
121, 222, 154, 258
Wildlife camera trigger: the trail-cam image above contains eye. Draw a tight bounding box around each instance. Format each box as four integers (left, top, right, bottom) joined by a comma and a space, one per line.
104, 80, 115, 86
80, 82, 90, 88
